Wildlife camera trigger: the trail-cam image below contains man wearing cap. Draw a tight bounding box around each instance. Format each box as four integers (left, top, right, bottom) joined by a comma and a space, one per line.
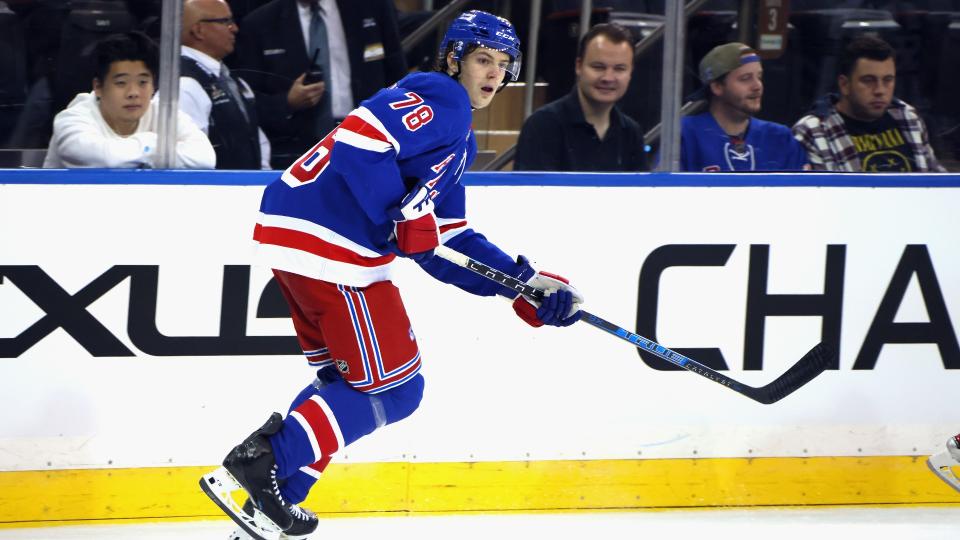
680, 42, 807, 172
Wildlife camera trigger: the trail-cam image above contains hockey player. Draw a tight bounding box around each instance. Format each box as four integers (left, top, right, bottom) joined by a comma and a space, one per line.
200, 10, 583, 540
927, 433, 960, 494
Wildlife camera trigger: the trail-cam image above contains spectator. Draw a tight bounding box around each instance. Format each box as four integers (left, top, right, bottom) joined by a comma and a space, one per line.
792, 35, 945, 172
43, 32, 214, 168
514, 23, 646, 172
234, 0, 407, 169
180, 0, 270, 169
680, 42, 807, 172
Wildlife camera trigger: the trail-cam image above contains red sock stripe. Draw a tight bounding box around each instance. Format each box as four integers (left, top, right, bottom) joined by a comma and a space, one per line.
309, 455, 332, 475
293, 397, 341, 456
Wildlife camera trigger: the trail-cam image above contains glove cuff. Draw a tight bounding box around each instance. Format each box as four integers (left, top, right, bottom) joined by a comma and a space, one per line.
512, 296, 544, 327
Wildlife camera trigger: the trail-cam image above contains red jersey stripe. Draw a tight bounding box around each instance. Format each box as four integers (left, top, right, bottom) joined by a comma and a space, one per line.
338, 114, 390, 143
254, 224, 396, 268
439, 221, 467, 234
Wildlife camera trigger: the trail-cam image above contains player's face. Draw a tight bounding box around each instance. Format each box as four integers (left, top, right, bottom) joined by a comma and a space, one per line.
94, 60, 154, 135
838, 57, 895, 121
575, 35, 633, 107
712, 62, 763, 116
451, 48, 510, 109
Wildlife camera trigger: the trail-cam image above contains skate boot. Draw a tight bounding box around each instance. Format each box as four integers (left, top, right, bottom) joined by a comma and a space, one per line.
228, 500, 319, 540
200, 413, 292, 540
926, 433, 960, 494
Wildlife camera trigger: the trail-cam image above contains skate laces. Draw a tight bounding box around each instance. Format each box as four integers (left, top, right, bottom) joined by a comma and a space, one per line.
288, 504, 313, 521
270, 464, 286, 505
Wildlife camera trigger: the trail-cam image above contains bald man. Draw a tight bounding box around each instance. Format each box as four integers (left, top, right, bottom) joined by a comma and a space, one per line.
179, 0, 275, 169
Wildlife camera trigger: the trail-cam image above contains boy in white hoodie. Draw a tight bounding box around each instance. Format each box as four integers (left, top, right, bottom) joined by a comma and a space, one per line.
43, 32, 215, 169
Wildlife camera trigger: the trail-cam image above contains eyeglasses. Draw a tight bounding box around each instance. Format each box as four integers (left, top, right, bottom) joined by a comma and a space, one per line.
199, 17, 236, 26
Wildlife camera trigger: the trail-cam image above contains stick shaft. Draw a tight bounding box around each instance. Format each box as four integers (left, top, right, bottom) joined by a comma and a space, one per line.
433, 245, 829, 404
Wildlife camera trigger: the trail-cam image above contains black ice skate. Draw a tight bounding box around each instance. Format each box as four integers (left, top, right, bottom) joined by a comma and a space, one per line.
227, 499, 319, 540
200, 412, 293, 540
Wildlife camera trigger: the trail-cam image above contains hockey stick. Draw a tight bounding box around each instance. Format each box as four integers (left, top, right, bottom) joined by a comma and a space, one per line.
434, 245, 833, 404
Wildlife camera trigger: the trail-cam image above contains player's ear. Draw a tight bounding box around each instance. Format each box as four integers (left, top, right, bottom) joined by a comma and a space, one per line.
446, 51, 459, 75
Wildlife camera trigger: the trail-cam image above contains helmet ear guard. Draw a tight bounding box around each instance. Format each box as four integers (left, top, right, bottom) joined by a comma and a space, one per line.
438, 10, 522, 82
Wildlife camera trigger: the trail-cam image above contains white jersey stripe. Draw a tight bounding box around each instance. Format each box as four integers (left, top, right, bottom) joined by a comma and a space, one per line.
349, 106, 401, 153
258, 213, 383, 258
334, 128, 394, 154
255, 243, 393, 287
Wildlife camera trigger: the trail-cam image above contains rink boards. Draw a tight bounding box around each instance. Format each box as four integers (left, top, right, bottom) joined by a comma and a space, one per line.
1, 171, 959, 523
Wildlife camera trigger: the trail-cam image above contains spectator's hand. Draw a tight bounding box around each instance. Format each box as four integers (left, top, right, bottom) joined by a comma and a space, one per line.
287, 73, 326, 111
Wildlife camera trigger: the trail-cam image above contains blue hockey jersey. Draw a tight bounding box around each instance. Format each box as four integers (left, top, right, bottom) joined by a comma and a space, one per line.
254, 71, 520, 295
679, 112, 808, 172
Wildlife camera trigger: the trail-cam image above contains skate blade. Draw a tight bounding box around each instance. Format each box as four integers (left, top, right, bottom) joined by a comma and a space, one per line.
199, 467, 284, 540
926, 450, 960, 494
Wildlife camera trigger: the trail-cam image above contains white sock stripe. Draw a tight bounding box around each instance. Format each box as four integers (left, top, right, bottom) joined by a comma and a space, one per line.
299, 465, 323, 480
289, 410, 322, 463
308, 395, 345, 452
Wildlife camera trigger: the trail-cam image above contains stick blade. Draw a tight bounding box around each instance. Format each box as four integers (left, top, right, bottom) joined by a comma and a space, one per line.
751, 342, 835, 404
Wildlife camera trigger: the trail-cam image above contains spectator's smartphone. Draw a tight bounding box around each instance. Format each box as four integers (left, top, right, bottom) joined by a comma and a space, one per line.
304, 65, 324, 85
304, 49, 323, 84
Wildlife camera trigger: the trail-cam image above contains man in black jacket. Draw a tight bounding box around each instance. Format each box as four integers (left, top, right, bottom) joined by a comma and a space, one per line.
181, 0, 270, 169
234, 0, 406, 169
514, 23, 646, 172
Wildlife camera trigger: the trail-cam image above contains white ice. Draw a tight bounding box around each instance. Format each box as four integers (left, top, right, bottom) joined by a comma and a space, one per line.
1, 507, 959, 540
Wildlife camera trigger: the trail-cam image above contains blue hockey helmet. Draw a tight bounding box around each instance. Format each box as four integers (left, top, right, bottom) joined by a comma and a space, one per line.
439, 10, 522, 82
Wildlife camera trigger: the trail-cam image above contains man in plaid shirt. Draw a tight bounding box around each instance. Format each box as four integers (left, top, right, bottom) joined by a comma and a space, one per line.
792, 35, 945, 172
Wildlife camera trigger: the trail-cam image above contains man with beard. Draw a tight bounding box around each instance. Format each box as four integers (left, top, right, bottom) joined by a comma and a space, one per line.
792, 35, 944, 172
514, 23, 646, 171
680, 42, 807, 172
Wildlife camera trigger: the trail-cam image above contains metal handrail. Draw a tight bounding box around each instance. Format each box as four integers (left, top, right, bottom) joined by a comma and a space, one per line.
482, 144, 516, 171
155, 0, 183, 169
634, 0, 709, 59
643, 99, 706, 147
400, 0, 472, 55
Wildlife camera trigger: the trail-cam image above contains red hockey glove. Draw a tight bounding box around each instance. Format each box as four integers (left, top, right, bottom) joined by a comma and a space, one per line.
389, 185, 439, 261
511, 256, 583, 327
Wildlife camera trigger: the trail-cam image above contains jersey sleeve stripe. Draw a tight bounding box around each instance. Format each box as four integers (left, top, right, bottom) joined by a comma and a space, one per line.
437, 219, 468, 243
335, 106, 400, 154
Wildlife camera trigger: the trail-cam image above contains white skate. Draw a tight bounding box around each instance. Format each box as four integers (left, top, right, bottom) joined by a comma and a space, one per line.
926, 434, 960, 494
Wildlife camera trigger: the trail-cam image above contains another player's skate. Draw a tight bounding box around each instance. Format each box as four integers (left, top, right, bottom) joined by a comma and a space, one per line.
200, 412, 293, 540
227, 500, 319, 540
926, 433, 960, 494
